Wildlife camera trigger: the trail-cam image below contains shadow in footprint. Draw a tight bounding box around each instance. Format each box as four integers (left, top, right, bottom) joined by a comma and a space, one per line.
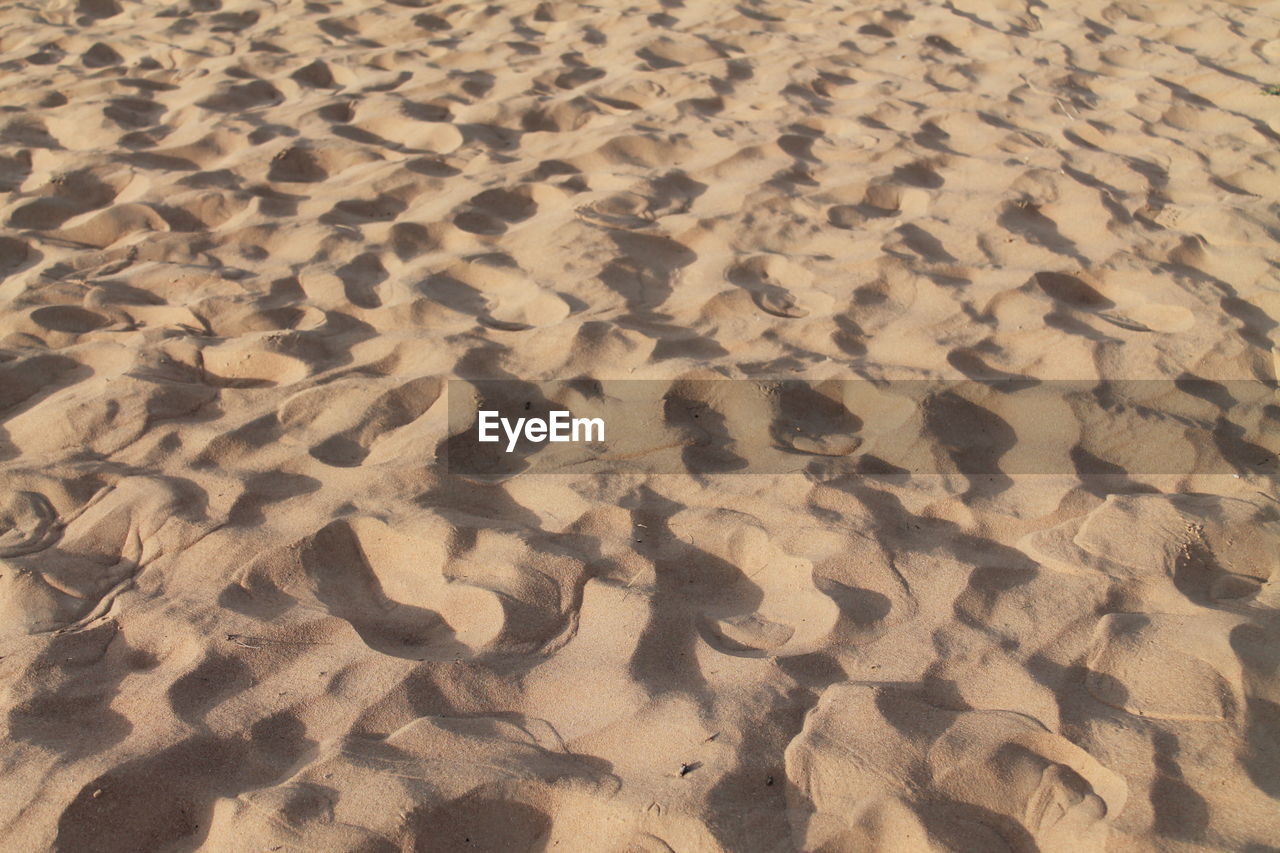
663, 387, 750, 474
1150, 730, 1210, 841
300, 519, 464, 659
267, 147, 327, 183
337, 252, 387, 309
894, 223, 956, 263
320, 195, 407, 225
410, 793, 551, 852
1033, 271, 1112, 309
922, 390, 1015, 496
7, 624, 133, 759
1000, 202, 1082, 260
55, 728, 312, 853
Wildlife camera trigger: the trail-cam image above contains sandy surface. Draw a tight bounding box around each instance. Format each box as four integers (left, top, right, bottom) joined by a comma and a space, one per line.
1, 0, 1279, 850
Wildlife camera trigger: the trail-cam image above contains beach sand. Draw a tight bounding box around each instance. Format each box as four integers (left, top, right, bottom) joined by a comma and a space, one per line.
0, 0, 1278, 849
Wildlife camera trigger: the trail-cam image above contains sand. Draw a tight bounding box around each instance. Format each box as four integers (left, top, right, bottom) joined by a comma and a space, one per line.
1, 0, 1279, 850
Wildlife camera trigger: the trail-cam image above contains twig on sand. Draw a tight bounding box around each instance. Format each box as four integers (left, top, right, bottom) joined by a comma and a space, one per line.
224, 633, 331, 649
1019, 75, 1079, 118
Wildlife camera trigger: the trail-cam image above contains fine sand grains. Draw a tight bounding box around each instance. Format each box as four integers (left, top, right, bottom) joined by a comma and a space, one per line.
0, 0, 1279, 850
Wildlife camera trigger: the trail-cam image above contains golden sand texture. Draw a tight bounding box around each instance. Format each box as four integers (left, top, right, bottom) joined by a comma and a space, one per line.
0, 0, 1278, 850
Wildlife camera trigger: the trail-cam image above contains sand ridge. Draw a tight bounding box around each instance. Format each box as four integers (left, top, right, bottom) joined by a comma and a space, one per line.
0, 0, 1278, 850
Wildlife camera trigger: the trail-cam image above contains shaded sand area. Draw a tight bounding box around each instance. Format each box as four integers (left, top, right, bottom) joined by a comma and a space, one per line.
1, 0, 1279, 850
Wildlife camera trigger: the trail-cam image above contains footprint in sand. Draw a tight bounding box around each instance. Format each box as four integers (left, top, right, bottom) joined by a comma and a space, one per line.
443, 255, 573, 331
1031, 270, 1195, 334
0, 477, 210, 639
785, 524, 918, 645
4, 346, 216, 457
0, 490, 61, 558
7, 165, 133, 230
786, 684, 1127, 853
1086, 611, 1246, 722
453, 186, 540, 236
826, 174, 933, 227
0, 235, 35, 280
50, 203, 171, 251
199, 334, 311, 389
576, 194, 654, 231
202, 712, 613, 850
765, 380, 863, 457
266, 143, 382, 185
726, 255, 834, 319
275, 374, 442, 467
0, 350, 80, 413
224, 514, 505, 659
666, 507, 841, 656
1021, 493, 1279, 608
1024, 494, 1277, 726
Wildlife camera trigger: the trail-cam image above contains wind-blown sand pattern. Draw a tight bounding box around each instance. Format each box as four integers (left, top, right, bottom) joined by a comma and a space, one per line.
0, 0, 1278, 850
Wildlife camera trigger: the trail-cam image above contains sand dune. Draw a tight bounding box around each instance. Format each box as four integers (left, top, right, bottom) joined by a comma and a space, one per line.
0, 0, 1278, 850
